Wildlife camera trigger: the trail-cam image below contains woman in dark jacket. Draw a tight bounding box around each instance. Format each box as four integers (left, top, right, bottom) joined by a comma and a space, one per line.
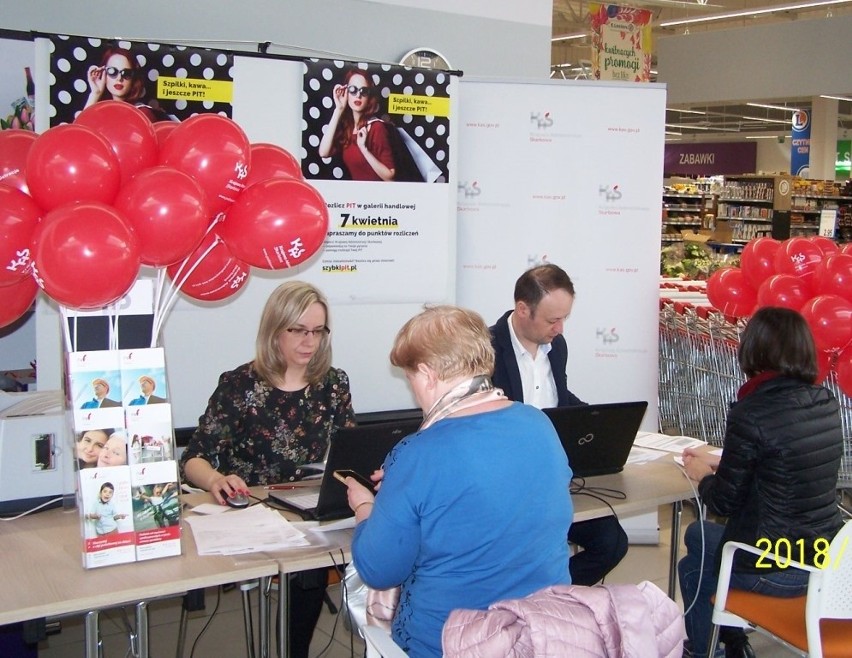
678, 306, 843, 658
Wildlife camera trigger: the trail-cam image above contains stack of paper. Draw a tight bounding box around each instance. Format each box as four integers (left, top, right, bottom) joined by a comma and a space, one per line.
634, 432, 707, 453
185, 505, 311, 555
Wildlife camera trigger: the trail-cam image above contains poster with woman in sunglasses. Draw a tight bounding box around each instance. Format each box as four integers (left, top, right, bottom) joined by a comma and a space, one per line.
47, 36, 233, 127
83, 45, 173, 123
304, 61, 450, 183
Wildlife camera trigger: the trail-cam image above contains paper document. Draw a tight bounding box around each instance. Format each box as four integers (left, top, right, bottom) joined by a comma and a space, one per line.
634, 432, 707, 453
185, 504, 310, 555
626, 445, 669, 465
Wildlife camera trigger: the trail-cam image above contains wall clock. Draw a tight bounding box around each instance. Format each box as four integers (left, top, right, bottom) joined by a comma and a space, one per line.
399, 47, 452, 71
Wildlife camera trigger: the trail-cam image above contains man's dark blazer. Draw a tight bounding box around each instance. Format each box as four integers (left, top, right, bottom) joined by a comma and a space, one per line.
490, 310, 585, 407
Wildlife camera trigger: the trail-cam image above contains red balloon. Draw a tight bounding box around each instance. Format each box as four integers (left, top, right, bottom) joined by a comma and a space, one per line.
153, 121, 179, 152
166, 231, 249, 301
158, 114, 251, 216
0, 129, 38, 195
217, 178, 328, 270
0, 275, 38, 329
75, 101, 158, 186
242, 143, 302, 189
810, 235, 839, 256
26, 124, 121, 211
800, 294, 852, 353
740, 237, 780, 289
837, 346, 852, 398
773, 237, 823, 289
756, 274, 811, 311
0, 186, 42, 287
814, 253, 852, 304
114, 166, 209, 267
705, 267, 757, 318
31, 202, 140, 310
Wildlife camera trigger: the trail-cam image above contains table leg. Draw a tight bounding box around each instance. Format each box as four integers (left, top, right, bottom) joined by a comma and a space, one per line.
84, 610, 100, 658
259, 576, 270, 658
278, 569, 289, 658
668, 500, 683, 599
134, 601, 148, 658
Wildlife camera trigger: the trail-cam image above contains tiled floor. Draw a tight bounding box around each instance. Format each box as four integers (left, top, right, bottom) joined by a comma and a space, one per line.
37, 503, 798, 657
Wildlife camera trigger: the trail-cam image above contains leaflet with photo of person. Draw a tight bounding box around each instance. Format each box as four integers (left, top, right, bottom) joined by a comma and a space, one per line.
131, 460, 181, 561
79, 465, 135, 568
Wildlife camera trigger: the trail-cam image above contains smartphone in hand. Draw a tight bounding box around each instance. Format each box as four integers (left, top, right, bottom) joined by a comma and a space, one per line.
333, 469, 374, 490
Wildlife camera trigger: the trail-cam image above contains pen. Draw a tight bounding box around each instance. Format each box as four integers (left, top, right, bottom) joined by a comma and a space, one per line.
264, 484, 305, 491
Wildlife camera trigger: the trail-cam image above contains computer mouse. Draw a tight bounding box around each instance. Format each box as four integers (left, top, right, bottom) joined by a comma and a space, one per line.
225, 492, 250, 509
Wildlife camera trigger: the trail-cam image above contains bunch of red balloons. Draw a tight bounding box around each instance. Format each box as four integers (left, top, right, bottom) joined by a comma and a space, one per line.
0, 102, 327, 327
706, 235, 852, 395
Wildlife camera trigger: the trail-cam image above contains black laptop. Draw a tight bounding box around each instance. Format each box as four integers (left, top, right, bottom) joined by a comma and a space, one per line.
268, 419, 421, 520
542, 401, 648, 477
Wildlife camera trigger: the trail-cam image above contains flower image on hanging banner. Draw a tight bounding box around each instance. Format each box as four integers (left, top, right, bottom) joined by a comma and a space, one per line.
589, 4, 653, 82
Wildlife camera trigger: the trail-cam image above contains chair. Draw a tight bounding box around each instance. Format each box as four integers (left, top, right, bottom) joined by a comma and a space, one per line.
362, 625, 407, 658
707, 520, 852, 658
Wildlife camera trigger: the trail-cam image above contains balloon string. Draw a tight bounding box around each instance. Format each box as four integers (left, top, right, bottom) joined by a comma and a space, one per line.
151, 237, 220, 346
59, 305, 74, 354
150, 217, 221, 347
150, 269, 169, 348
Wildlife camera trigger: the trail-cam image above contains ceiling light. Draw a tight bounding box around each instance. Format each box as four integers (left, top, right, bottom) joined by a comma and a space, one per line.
820, 94, 852, 102
742, 115, 792, 124
746, 135, 783, 139
551, 32, 587, 42
665, 130, 683, 136
667, 108, 707, 115
746, 102, 802, 112
659, 0, 851, 27
666, 123, 710, 130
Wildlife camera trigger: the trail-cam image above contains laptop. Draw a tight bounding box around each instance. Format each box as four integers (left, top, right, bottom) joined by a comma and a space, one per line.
542, 401, 648, 477
268, 418, 421, 520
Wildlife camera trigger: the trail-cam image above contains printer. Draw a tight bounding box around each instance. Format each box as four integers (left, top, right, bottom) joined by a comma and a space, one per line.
0, 390, 76, 514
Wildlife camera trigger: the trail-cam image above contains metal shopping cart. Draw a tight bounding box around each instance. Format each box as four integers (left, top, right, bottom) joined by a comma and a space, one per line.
659, 285, 852, 508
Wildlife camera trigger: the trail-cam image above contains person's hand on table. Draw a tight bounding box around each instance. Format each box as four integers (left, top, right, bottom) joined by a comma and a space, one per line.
682, 447, 719, 482
208, 472, 250, 505
345, 478, 376, 522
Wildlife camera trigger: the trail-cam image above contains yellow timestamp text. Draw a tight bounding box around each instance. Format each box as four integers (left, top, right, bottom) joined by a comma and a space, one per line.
755, 536, 847, 570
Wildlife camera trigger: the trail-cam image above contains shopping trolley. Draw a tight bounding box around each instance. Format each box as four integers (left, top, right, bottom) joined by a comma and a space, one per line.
659, 285, 852, 507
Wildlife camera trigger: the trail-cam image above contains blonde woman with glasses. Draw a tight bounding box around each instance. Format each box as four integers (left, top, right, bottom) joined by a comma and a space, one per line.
181, 280, 356, 658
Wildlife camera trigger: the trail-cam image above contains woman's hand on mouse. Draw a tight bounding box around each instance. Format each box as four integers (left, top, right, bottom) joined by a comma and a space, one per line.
208, 472, 250, 505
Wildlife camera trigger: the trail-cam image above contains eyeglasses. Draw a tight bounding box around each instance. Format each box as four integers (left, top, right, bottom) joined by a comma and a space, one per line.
286, 327, 330, 339
105, 66, 135, 80
347, 85, 371, 98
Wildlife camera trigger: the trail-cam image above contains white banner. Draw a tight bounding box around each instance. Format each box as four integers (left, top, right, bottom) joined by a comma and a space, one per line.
456, 78, 666, 426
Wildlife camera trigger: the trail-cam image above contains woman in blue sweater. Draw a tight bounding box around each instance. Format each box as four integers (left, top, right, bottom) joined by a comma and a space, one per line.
343, 305, 573, 657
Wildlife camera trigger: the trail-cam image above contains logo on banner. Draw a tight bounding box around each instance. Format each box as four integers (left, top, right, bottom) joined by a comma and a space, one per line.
530, 112, 554, 130
596, 327, 620, 345
457, 181, 482, 198
792, 111, 810, 132
599, 184, 622, 202
527, 254, 550, 268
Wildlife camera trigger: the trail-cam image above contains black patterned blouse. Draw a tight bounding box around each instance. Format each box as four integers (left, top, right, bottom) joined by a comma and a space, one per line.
180, 362, 356, 486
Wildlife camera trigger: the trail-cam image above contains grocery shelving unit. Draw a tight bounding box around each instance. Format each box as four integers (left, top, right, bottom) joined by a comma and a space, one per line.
716, 174, 793, 243
789, 179, 852, 241
661, 178, 718, 245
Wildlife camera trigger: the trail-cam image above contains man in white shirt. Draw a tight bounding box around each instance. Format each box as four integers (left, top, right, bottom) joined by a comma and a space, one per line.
490, 263, 628, 585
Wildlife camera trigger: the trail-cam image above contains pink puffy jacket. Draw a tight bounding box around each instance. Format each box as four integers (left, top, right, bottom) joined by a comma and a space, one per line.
442, 580, 684, 658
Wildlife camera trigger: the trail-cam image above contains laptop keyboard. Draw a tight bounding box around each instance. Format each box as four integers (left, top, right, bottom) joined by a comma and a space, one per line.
282, 491, 320, 509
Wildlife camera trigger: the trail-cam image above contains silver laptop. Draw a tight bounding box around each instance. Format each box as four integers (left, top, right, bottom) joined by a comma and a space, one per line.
268, 419, 420, 520
542, 401, 648, 477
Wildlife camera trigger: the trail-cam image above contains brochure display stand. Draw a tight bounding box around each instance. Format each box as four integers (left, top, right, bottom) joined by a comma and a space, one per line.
68, 346, 181, 569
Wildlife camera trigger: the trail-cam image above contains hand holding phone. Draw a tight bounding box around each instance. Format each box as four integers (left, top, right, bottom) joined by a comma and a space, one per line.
333, 469, 375, 491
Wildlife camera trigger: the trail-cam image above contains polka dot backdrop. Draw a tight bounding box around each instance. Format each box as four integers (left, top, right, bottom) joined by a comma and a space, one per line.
301, 59, 451, 183
48, 35, 234, 126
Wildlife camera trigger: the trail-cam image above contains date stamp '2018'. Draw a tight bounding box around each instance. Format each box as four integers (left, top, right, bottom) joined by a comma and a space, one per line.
755, 536, 847, 570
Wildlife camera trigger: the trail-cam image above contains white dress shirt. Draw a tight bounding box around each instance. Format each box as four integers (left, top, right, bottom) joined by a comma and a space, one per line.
507, 312, 558, 409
